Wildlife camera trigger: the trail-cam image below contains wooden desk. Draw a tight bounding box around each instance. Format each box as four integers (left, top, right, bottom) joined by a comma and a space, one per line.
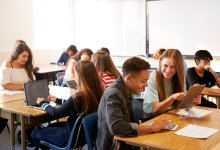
115, 107, 220, 150
34, 64, 65, 85
0, 100, 57, 150
202, 91, 220, 109
0, 86, 70, 150
0, 92, 25, 104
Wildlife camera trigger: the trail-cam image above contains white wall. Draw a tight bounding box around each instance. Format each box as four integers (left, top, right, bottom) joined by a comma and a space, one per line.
149, 0, 220, 56
0, 0, 34, 51
0, 0, 146, 57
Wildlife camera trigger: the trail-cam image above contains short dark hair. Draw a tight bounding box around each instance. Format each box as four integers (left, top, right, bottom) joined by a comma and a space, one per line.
122, 57, 150, 77
67, 45, 78, 55
194, 50, 213, 61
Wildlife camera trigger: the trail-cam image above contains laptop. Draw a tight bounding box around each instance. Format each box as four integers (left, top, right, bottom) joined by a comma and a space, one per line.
24, 79, 49, 107
178, 84, 205, 109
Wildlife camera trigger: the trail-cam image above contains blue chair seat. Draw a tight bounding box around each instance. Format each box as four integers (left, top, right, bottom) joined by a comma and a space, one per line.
39, 115, 83, 150
82, 112, 98, 150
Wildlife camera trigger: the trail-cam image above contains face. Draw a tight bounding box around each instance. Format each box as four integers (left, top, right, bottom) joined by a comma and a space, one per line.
161, 58, 176, 80
17, 51, 29, 65
127, 70, 150, 95
197, 59, 211, 68
68, 51, 74, 57
80, 53, 90, 61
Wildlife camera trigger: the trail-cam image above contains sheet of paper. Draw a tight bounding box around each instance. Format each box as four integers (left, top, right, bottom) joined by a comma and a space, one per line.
0, 90, 24, 95
176, 108, 212, 118
175, 124, 219, 138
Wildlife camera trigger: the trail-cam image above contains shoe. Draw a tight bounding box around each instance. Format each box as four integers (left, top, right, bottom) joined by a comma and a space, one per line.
26, 142, 37, 150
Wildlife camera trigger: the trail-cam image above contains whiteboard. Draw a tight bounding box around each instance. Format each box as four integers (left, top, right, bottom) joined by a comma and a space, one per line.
149, 0, 220, 56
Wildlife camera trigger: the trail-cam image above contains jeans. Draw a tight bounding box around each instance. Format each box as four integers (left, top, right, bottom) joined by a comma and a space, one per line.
31, 122, 69, 149
0, 118, 8, 134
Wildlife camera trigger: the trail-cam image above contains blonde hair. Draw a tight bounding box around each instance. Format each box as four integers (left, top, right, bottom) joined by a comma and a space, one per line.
153, 48, 166, 60
156, 49, 184, 106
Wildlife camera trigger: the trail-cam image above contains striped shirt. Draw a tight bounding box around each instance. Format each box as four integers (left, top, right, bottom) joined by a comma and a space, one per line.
101, 72, 116, 88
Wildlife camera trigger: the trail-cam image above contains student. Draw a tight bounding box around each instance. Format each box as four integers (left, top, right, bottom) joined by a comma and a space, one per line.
143, 49, 201, 118
186, 50, 220, 108
62, 48, 93, 87
97, 47, 110, 54
13, 39, 26, 49
0, 44, 34, 134
96, 57, 170, 150
57, 45, 78, 66
153, 48, 166, 60
91, 51, 121, 88
32, 60, 104, 149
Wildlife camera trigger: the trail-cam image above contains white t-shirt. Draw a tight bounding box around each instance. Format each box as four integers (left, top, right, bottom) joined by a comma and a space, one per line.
0, 67, 30, 85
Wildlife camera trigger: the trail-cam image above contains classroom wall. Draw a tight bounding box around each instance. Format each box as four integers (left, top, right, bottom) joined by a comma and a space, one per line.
0, 0, 34, 51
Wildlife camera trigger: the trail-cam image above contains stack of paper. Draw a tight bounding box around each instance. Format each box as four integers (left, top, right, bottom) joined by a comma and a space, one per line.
176, 108, 212, 118
175, 124, 219, 138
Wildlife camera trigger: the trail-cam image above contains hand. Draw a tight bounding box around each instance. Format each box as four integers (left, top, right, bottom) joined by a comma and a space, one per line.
36, 97, 46, 104
70, 88, 77, 95
192, 95, 202, 105
204, 65, 211, 71
47, 95, 57, 102
170, 92, 185, 102
151, 120, 170, 132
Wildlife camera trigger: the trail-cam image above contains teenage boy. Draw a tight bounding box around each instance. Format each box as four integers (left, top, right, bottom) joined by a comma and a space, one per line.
96, 57, 170, 150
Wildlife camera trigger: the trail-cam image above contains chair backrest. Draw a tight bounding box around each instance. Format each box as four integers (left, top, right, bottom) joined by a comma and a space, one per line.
40, 115, 83, 150
56, 71, 65, 86
82, 112, 98, 150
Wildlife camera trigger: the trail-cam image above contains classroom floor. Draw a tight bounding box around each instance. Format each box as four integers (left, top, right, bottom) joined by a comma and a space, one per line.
0, 123, 22, 150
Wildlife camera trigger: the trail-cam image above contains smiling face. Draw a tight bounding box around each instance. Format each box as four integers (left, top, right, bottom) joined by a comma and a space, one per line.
126, 69, 150, 95
160, 58, 176, 80
16, 51, 29, 65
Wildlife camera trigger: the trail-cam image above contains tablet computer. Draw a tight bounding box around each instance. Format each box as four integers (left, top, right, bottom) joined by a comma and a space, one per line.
66, 80, 78, 90
178, 84, 205, 109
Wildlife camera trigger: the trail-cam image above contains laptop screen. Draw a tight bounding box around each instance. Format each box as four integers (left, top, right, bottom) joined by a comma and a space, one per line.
24, 79, 49, 106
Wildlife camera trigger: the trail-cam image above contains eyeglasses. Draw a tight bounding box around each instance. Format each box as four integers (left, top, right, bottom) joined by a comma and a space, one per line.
200, 59, 211, 64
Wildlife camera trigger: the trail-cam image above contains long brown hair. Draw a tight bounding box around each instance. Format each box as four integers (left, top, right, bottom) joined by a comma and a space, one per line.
156, 49, 184, 105
10, 44, 34, 81
74, 60, 104, 114
91, 51, 121, 79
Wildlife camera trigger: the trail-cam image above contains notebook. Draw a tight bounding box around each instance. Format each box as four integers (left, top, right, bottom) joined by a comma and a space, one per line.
178, 84, 205, 109
24, 79, 49, 107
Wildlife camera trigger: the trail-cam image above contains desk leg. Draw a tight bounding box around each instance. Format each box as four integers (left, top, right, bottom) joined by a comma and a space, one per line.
10, 114, 15, 150
216, 97, 220, 109
20, 116, 26, 150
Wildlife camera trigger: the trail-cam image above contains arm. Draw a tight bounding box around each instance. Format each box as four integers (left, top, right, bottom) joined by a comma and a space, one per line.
204, 65, 220, 87
65, 59, 76, 80
57, 52, 66, 66
3, 83, 24, 90
151, 92, 185, 115
0, 61, 25, 90
37, 96, 75, 118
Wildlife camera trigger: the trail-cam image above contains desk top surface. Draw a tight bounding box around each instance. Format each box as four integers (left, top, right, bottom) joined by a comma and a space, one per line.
0, 92, 25, 104
0, 99, 46, 117
115, 107, 220, 150
36, 64, 65, 74
0, 86, 70, 116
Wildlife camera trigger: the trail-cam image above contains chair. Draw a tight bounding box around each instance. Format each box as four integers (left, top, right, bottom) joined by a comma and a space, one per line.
82, 112, 98, 150
56, 71, 65, 86
39, 115, 83, 150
